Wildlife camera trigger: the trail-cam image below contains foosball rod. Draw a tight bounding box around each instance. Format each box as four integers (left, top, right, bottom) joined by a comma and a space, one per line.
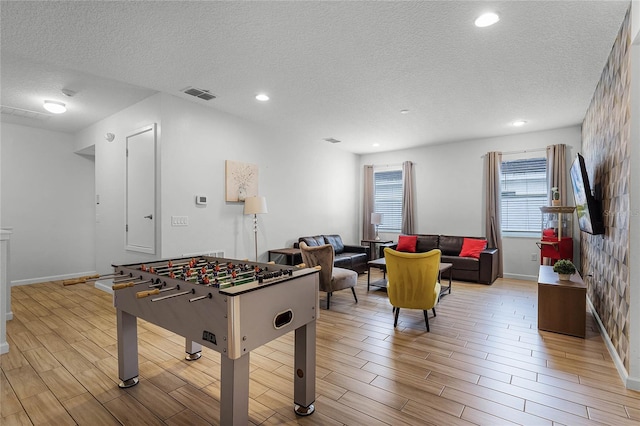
151, 289, 195, 302
141, 258, 209, 272
161, 267, 256, 282
63, 272, 121, 286
112, 279, 154, 290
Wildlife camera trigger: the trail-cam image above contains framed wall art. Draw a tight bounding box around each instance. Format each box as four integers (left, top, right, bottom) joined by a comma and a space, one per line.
225, 160, 258, 202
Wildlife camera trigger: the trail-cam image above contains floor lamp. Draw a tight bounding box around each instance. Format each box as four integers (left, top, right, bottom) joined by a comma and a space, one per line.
371, 212, 383, 240
244, 196, 268, 261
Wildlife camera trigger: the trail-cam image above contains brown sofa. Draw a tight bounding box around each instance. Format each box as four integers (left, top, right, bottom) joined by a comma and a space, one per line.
381, 234, 499, 284
295, 234, 369, 274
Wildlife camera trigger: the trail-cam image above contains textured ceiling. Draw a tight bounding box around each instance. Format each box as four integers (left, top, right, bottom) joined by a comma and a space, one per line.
0, 1, 630, 154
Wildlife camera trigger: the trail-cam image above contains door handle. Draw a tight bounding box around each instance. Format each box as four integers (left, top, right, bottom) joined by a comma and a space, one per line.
144, 214, 153, 220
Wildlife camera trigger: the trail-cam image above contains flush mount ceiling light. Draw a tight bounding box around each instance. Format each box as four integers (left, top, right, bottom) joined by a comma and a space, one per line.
475, 12, 500, 27
372, 143, 380, 147
43, 100, 66, 114
400, 109, 410, 114
512, 120, 527, 127
255, 93, 270, 101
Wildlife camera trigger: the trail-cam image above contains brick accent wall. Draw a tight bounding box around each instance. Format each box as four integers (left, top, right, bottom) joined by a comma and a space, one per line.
581, 8, 631, 369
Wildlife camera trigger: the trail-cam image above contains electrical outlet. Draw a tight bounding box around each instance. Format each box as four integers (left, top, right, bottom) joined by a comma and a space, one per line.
531, 253, 537, 261
171, 216, 189, 226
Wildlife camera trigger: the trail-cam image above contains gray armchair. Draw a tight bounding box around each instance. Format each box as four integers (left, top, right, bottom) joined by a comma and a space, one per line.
299, 242, 358, 309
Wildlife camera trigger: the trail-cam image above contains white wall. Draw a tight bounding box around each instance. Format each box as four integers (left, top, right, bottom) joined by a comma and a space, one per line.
359, 125, 582, 281
159, 94, 361, 262
75, 94, 163, 275
0, 123, 95, 284
75, 93, 360, 275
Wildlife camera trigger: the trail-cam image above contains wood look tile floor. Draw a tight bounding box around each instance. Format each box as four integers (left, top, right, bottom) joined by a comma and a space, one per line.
2, 270, 639, 425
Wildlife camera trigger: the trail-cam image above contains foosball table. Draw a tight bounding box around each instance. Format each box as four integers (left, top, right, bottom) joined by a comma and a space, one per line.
110, 255, 319, 425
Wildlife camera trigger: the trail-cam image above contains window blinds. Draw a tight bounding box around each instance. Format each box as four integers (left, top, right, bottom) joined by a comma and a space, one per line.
374, 170, 403, 232
501, 158, 547, 233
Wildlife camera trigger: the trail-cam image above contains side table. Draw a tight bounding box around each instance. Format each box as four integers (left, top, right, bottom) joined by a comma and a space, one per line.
367, 258, 387, 291
361, 239, 393, 260
268, 248, 302, 266
438, 263, 453, 297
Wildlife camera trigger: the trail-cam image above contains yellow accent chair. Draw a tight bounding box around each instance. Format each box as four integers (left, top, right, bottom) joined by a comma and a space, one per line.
384, 247, 442, 331
300, 242, 358, 309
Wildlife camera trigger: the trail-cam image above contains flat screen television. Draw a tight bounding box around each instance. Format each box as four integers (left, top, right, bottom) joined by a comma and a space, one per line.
569, 153, 604, 235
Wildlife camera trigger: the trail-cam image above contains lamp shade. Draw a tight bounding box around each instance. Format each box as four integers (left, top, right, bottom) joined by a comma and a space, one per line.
371, 212, 383, 225
244, 196, 268, 215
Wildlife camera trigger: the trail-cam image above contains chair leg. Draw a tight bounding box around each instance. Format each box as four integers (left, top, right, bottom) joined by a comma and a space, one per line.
351, 287, 358, 303
327, 292, 331, 309
432, 307, 436, 317
394, 307, 400, 327
423, 310, 430, 332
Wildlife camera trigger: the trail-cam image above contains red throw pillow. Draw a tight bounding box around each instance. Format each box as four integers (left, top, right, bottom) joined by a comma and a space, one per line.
459, 238, 487, 259
396, 235, 418, 253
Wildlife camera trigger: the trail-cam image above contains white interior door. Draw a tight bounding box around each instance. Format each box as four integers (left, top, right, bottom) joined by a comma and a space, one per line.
126, 124, 156, 254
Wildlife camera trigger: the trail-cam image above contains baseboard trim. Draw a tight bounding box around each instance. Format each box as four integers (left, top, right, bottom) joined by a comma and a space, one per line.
587, 298, 640, 391
11, 271, 98, 287
94, 280, 114, 294
503, 273, 537, 281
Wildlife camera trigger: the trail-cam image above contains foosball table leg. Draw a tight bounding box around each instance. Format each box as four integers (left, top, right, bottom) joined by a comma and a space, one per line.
293, 322, 316, 416
220, 353, 250, 426
185, 339, 202, 361
117, 309, 139, 388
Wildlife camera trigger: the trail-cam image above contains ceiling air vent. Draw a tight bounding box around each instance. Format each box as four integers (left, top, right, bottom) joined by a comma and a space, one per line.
181, 87, 216, 101
324, 138, 341, 144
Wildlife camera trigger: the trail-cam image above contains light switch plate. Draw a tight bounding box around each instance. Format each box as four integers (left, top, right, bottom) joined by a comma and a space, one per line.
171, 216, 189, 226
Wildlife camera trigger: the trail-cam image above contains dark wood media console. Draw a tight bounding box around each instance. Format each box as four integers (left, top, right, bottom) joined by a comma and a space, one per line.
537, 265, 587, 338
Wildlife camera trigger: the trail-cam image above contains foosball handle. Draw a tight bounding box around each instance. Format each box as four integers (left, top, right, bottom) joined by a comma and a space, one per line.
112, 282, 135, 290
136, 289, 160, 299
62, 274, 101, 286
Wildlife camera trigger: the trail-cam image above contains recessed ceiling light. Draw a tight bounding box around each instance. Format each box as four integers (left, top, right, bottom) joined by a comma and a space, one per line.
512, 120, 527, 127
372, 143, 380, 147
475, 12, 500, 27
255, 94, 270, 101
43, 100, 66, 114
400, 109, 410, 114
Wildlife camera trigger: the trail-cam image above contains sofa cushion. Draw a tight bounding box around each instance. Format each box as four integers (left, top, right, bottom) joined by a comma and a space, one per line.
439, 235, 464, 256
416, 234, 439, 252
441, 255, 479, 271
333, 254, 352, 269
397, 235, 418, 252
324, 234, 345, 254
459, 238, 487, 259
299, 235, 325, 247
347, 252, 368, 266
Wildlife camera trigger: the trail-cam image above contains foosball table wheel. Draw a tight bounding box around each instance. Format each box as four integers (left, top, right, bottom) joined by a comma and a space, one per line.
294, 403, 315, 416
185, 352, 202, 361
118, 377, 139, 389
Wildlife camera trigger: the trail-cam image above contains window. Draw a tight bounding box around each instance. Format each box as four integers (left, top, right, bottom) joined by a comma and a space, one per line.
374, 169, 403, 232
501, 157, 547, 234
